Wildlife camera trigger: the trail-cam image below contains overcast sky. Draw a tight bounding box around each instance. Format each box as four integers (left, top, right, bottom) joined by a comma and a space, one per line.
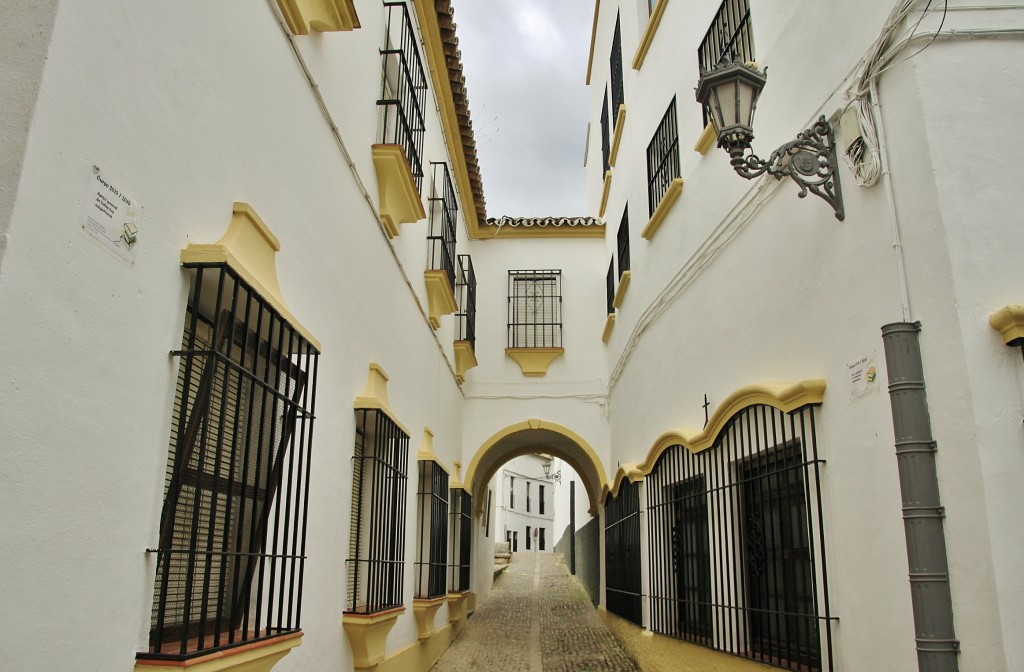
453, 1, 593, 218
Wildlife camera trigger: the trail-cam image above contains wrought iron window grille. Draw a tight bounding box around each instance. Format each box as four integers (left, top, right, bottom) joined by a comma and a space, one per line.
346, 408, 410, 614
455, 255, 477, 348
617, 209, 630, 278
697, 0, 754, 126
610, 15, 624, 123
604, 481, 643, 626
414, 460, 449, 600
507, 270, 563, 349
144, 263, 319, 661
449, 489, 472, 592
379, 2, 428, 192
601, 88, 612, 173
428, 162, 458, 293
646, 404, 834, 671
606, 259, 616, 315
646, 98, 681, 218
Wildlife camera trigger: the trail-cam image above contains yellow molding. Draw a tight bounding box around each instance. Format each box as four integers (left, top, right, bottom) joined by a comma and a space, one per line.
641, 379, 827, 472
416, 427, 449, 473
599, 170, 613, 218
180, 202, 321, 351
424, 270, 458, 329
990, 304, 1024, 345
609, 105, 627, 167
354, 363, 410, 435
453, 340, 478, 384
135, 634, 302, 672
275, 0, 359, 35
410, 0, 482, 238
506, 347, 564, 376
375, 622, 453, 672
465, 419, 607, 516
450, 460, 464, 490
694, 121, 718, 155
641, 178, 683, 240
632, 0, 669, 70
585, 0, 601, 85
372, 144, 426, 238
612, 270, 631, 309
608, 463, 644, 498
602, 313, 616, 343
447, 592, 469, 624
412, 596, 446, 640
478, 223, 606, 239
343, 607, 405, 669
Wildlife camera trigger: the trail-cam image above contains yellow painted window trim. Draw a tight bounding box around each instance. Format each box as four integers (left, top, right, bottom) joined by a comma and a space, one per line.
424, 269, 458, 329
990, 304, 1024, 345
612, 269, 631, 309
416, 427, 450, 473
372, 144, 426, 238
180, 202, 321, 351
506, 347, 565, 377
412, 596, 447, 640
599, 170, 613, 218
641, 178, 684, 240
275, 0, 359, 36
585, 0, 601, 85
632, 0, 669, 70
694, 120, 718, 155
609, 105, 627, 167
134, 633, 302, 672
447, 591, 470, 623
453, 340, 479, 383
343, 607, 405, 669
602, 313, 616, 343
353, 363, 410, 435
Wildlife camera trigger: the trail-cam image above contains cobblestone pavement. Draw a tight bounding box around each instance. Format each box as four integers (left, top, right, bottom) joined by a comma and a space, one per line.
430, 552, 639, 672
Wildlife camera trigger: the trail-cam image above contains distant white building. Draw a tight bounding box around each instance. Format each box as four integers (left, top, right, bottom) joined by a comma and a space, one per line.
494, 455, 556, 553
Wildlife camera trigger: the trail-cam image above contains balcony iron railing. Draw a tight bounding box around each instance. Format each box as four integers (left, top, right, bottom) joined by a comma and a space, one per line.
610, 15, 624, 124
428, 162, 458, 293
379, 2, 428, 192
606, 259, 616, 315
617, 209, 630, 277
601, 88, 611, 173
508, 270, 562, 349
455, 255, 476, 348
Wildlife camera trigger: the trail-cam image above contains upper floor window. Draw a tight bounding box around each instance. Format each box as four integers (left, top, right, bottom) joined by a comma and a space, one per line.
379, 2, 428, 192
526, 481, 532, 513
456, 255, 477, 348
508, 270, 563, 349
617, 210, 630, 278
697, 0, 754, 125
646, 98, 680, 217
610, 15, 624, 123
600, 87, 612, 173
346, 408, 410, 614
145, 264, 319, 660
539, 485, 546, 515
510, 475, 515, 509
606, 259, 616, 316
428, 162, 458, 294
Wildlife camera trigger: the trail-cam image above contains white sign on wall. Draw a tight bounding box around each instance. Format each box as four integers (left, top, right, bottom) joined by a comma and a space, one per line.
82, 166, 141, 263
848, 352, 879, 400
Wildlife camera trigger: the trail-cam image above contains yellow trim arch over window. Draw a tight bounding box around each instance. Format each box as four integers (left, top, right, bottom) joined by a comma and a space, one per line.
608, 379, 826, 496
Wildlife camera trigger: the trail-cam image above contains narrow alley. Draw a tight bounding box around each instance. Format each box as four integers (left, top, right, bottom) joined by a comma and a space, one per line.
431, 553, 639, 672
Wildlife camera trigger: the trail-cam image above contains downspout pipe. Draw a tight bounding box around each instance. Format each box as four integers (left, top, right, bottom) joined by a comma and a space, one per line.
881, 322, 960, 672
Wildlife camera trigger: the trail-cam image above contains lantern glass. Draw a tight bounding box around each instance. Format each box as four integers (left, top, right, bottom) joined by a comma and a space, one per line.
696, 61, 766, 138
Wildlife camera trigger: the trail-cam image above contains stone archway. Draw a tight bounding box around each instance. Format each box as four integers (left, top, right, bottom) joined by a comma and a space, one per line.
464, 419, 608, 516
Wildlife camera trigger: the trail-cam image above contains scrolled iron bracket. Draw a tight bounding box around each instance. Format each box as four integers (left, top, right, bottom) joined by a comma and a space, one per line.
727, 116, 845, 221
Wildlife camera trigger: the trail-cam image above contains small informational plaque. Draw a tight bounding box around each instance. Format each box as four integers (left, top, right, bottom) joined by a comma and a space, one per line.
848, 352, 879, 400
83, 166, 141, 263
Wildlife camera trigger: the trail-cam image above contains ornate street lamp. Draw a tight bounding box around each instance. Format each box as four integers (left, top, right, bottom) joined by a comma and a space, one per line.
696, 59, 845, 221
542, 460, 561, 483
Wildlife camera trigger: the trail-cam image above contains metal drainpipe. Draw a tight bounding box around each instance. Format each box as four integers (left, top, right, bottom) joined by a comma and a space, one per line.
881, 322, 960, 672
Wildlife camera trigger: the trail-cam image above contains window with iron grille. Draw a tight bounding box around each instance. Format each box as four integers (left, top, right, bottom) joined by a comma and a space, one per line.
604, 480, 642, 626
508, 270, 563, 349
455, 255, 477, 348
600, 87, 611, 172
346, 408, 410, 614
414, 461, 449, 599
526, 526, 532, 550
379, 2, 428, 192
449, 489, 472, 592
539, 485, 545, 516
427, 162, 458, 293
610, 14, 624, 124
617, 209, 630, 278
697, 0, 754, 125
539, 527, 546, 551
647, 98, 680, 218
646, 404, 833, 671
526, 482, 531, 513
145, 263, 319, 661
509, 476, 515, 509
606, 259, 616, 315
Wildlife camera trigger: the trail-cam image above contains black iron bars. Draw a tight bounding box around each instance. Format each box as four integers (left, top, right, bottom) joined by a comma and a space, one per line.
604, 481, 643, 626
414, 460, 449, 600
